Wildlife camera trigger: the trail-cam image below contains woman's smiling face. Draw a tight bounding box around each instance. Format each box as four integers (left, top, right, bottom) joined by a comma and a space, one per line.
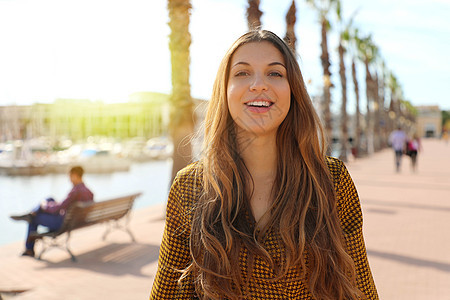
227, 41, 291, 138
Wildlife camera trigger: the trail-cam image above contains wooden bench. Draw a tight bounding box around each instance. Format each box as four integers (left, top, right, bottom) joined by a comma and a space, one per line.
32, 192, 142, 262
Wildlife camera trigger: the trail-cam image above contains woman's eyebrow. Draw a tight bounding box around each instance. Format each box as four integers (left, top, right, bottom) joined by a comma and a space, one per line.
231, 61, 286, 68
231, 61, 250, 68
269, 62, 286, 68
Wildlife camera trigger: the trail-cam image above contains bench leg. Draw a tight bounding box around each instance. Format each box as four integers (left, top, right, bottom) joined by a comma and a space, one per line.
102, 226, 112, 241
102, 216, 136, 242
36, 236, 53, 260
36, 232, 77, 262
64, 232, 77, 262
37, 245, 47, 260
125, 228, 136, 242
67, 248, 77, 262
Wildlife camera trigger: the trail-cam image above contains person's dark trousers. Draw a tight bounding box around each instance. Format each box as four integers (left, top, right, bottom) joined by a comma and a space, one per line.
394, 150, 403, 171
26, 212, 64, 250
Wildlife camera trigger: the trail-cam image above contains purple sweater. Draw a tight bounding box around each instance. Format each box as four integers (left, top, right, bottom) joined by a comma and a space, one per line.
44, 182, 94, 215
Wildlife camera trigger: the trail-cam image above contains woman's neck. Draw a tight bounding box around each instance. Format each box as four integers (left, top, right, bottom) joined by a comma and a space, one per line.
238, 132, 277, 225
239, 133, 277, 179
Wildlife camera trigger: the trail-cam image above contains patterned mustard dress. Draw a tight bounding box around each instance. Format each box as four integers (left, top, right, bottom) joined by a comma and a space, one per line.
150, 157, 378, 299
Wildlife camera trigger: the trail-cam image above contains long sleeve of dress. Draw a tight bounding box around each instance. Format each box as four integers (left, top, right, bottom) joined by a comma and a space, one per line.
332, 159, 379, 300
150, 172, 196, 299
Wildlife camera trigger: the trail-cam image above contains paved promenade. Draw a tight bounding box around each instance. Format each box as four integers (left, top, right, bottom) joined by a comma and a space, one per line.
0, 139, 449, 299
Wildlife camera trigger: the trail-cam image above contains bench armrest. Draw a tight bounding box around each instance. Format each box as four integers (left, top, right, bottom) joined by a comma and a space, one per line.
75, 201, 95, 208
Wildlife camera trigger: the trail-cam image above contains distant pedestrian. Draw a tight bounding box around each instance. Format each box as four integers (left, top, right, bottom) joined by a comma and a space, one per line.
443, 130, 449, 145
407, 133, 422, 172
10, 166, 94, 257
389, 126, 407, 172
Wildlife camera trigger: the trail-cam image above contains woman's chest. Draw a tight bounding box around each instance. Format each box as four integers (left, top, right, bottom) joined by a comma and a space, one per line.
237, 231, 313, 299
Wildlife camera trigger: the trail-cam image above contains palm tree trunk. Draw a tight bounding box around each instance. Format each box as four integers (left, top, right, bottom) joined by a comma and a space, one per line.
320, 17, 333, 155
338, 41, 348, 162
373, 71, 381, 151
284, 0, 297, 50
364, 58, 373, 154
247, 0, 263, 30
379, 70, 388, 148
352, 59, 361, 158
388, 95, 395, 133
168, 0, 195, 183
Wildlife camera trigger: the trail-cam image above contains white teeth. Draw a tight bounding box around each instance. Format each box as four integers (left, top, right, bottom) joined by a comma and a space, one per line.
246, 101, 271, 107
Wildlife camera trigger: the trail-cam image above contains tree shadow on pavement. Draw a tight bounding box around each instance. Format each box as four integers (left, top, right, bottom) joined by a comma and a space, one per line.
367, 249, 450, 273
363, 198, 450, 213
365, 208, 398, 215
37, 242, 160, 278
357, 179, 450, 192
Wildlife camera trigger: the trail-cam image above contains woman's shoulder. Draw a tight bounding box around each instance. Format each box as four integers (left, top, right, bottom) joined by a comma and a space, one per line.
172, 160, 204, 194
175, 160, 203, 180
168, 161, 204, 214
324, 156, 354, 189
325, 156, 344, 176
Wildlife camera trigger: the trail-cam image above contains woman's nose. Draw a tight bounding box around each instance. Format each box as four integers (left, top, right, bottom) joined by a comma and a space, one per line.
250, 73, 268, 91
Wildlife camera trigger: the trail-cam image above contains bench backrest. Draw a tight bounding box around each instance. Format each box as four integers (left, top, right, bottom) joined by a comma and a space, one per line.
58, 193, 142, 233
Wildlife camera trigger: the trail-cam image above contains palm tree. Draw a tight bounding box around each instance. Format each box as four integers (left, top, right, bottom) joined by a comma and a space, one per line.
373, 70, 381, 151
373, 61, 390, 152
284, 0, 297, 51
378, 61, 389, 149
351, 57, 362, 157
348, 28, 363, 157
355, 34, 378, 155
168, 0, 195, 182
391, 81, 417, 134
387, 72, 402, 131
401, 100, 417, 133
335, 0, 356, 162
307, 0, 338, 154
337, 40, 348, 161
247, 0, 263, 30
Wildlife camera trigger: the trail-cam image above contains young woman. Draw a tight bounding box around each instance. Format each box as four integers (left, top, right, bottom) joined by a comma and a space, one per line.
407, 133, 422, 172
150, 30, 378, 300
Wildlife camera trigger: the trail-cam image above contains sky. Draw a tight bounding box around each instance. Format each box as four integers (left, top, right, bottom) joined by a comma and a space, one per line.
0, 0, 449, 112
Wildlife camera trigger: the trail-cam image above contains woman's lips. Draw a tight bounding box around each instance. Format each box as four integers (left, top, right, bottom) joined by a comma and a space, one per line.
244, 99, 274, 113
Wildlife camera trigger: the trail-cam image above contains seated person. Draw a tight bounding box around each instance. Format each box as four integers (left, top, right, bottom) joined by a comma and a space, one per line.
11, 166, 94, 257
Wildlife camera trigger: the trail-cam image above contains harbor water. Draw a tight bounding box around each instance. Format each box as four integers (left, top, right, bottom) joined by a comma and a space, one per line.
0, 159, 172, 246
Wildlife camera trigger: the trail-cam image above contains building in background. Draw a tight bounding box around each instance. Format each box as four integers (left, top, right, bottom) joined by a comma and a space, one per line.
415, 105, 442, 138
0, 92, 172, 143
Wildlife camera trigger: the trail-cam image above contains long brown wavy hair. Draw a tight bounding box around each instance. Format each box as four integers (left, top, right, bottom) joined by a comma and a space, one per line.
183, 30, 362, 300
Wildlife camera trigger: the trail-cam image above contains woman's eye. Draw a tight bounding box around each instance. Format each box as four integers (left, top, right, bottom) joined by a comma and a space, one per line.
268, 71, 283, 77
235, 71, 249, 77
